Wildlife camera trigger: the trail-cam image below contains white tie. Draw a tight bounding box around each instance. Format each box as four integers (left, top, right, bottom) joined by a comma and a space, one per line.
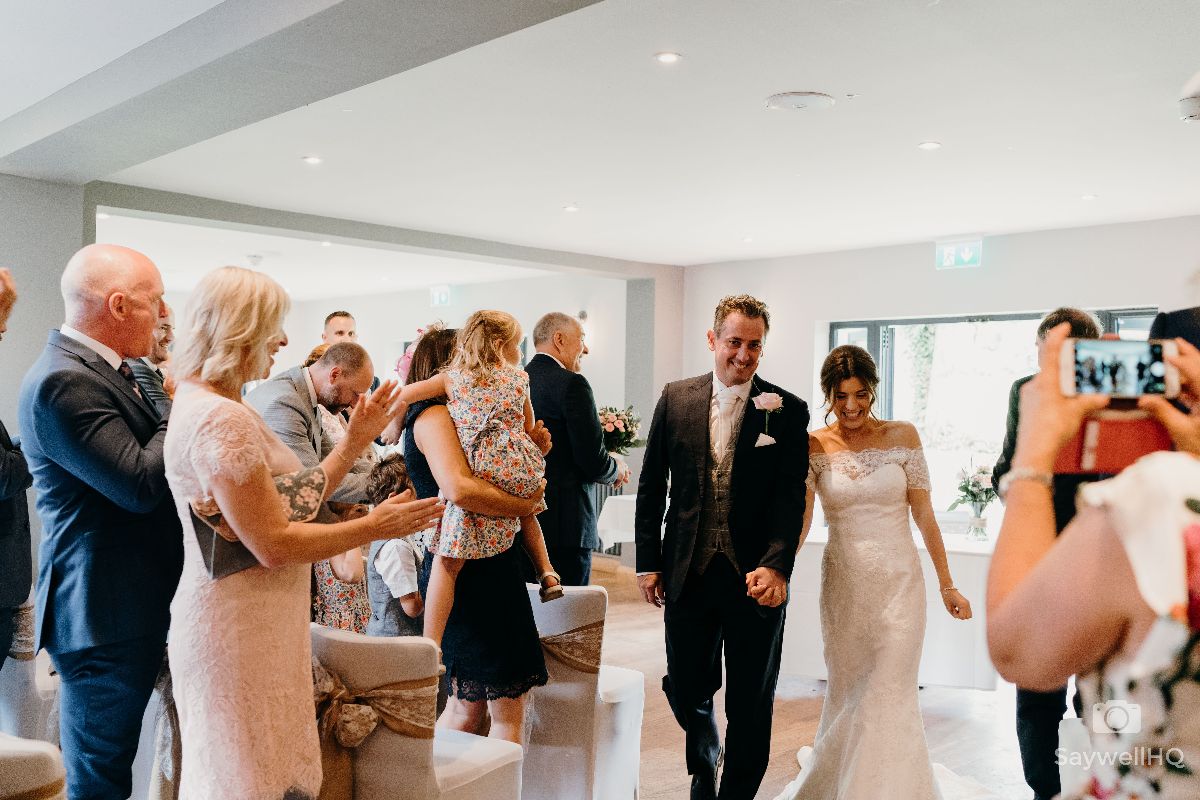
715, 391, 738, 457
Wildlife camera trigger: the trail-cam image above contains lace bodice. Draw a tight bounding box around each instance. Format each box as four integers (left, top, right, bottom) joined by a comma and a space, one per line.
808, 446, 931, 490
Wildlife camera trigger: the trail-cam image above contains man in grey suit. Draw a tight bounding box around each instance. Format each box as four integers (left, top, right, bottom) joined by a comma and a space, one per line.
19, 245, 181, 800
246, 341, 376, 502
0, 268, 32, 674
125, 302, 173, 418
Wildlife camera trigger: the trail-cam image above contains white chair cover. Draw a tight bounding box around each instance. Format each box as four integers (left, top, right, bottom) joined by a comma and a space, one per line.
0, 731, 66, 800
0, 646, 58, 746
594, 665, 644, 800
523, 584, 644, 800
309, 624, 522, 800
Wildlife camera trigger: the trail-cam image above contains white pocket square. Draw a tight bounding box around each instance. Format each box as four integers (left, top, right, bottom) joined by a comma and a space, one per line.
755, 433, 776, 447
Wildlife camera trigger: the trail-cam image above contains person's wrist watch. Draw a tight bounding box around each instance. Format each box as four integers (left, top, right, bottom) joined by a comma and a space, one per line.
998, 467, 1054, 499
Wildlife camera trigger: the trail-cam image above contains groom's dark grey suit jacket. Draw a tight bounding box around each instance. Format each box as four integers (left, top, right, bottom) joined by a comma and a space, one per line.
635, 372, 809, 601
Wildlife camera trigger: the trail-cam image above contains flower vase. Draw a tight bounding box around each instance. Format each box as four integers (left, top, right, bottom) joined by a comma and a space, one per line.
967, 501, 989, 541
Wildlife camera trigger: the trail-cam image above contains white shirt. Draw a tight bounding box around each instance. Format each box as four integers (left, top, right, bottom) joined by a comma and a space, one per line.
373, 537, 425, 599
710, 373, 752, 458
60, 324, 122, 370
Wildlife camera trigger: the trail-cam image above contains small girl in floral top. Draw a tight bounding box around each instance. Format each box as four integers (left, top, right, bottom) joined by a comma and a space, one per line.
400, 310, 561, 647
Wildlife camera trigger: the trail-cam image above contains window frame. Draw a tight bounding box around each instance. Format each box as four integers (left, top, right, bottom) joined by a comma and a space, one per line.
828, 307, 1158, 419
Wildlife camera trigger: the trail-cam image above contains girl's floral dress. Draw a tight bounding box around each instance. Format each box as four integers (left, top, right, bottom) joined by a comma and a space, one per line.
435, 365, 546, 559
1062, 452, 1200, 800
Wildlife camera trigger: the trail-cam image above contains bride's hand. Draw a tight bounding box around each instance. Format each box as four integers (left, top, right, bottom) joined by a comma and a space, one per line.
941, 588, 972, 620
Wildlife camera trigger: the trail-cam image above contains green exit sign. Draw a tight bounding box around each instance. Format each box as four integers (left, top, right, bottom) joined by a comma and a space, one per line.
935, 239, 983, 270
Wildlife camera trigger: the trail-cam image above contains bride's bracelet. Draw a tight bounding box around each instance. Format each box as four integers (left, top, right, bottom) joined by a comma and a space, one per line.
940, 586, 957, 594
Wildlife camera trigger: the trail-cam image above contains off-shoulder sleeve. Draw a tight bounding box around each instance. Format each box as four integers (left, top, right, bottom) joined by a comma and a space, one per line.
189, 402, 266, 488
807, 454, 825, 492
903, 447, 932, 491
1077, 451, 1200, 618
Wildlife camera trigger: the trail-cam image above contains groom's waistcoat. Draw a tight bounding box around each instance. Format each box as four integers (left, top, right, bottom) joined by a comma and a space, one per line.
693, 416, 742, 575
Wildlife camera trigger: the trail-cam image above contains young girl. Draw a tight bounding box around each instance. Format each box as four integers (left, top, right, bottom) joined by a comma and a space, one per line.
400, 310, 562, 647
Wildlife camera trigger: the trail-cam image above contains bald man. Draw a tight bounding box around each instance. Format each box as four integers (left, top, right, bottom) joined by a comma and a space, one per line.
18, 244, 182, 800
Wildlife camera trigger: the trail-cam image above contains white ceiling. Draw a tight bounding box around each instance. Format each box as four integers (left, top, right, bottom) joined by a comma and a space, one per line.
0, 0, 224, 121
91, 0, 1200, 266
95, 212, 550, 301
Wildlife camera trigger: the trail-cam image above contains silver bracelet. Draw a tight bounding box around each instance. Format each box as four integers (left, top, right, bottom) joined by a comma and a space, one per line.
998, 467, 1053, 500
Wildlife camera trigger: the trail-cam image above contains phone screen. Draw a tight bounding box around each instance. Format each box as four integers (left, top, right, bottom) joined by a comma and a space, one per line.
1074, 340, 1167, 397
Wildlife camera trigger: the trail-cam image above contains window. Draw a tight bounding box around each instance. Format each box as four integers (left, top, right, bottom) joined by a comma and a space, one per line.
827, 307, 1156, 512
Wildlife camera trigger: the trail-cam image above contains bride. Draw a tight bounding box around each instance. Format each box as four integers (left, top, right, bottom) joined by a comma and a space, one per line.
777, 344, 982, 800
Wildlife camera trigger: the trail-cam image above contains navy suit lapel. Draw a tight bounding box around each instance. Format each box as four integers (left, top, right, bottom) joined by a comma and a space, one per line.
51, 332, 158, 424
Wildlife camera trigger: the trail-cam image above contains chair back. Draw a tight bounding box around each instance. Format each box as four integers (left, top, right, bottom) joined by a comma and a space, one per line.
310, 624, 440, 800
522, 584, 607, 800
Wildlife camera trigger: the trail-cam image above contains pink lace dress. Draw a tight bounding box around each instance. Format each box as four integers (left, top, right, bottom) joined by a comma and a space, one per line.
436, 365, 546, 559
164, 386, 323, 800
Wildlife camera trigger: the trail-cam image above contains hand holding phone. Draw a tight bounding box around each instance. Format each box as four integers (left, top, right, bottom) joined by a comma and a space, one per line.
1059, 338, 1180, 399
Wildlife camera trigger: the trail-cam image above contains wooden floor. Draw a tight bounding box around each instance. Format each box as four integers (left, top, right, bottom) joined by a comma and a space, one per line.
592, 562, 1029, 800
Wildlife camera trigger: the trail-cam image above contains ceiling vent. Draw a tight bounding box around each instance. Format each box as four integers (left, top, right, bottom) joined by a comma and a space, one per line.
765, 92, 836, 111
1181, 69, 1200, 121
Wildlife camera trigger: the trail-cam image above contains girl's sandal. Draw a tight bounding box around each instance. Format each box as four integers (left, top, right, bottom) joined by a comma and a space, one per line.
538, 571, 564, 603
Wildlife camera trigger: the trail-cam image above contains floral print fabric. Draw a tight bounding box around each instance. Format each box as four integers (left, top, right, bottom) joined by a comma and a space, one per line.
436, 366, 547, 559
1062, 452, 1200, 800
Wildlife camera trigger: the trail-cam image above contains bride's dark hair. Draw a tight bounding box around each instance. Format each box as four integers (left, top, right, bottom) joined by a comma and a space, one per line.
820, 345, 880, 424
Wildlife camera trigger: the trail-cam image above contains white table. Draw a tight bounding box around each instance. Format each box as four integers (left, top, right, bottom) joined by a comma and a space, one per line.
596, 494, 638, 550
781, 511, 999, 691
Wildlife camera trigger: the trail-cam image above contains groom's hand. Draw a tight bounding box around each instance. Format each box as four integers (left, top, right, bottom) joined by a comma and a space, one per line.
745, 566, 787, 607
638, 572, 665, 607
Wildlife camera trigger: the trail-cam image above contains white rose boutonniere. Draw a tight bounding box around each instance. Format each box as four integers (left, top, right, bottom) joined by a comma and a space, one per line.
752, 392, 784, 433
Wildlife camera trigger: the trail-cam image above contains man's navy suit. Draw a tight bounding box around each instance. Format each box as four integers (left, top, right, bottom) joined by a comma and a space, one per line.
19, 330, 182, 800
526, 353, 619, 585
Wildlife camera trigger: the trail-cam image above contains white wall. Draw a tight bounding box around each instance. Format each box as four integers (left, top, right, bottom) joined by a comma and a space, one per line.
683, 215, 1200, 414
274, 273, 630, 408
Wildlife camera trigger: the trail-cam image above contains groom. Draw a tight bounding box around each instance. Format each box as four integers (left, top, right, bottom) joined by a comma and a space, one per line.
636, 294, 808, 800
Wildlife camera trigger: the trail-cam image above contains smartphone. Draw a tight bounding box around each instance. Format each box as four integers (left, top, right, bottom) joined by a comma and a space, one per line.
1060, 338, 1179, 398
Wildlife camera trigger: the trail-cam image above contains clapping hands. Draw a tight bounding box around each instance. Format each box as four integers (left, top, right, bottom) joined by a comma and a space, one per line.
347, 379, 406, 448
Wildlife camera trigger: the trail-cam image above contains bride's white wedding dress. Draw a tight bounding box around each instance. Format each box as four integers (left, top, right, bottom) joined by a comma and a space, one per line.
775, 447, 1001, 800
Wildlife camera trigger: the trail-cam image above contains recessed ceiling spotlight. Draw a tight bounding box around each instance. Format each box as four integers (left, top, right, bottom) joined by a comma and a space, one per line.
765, 91, 836, 111
563, 204, 580, 213
301, 155, 323, 165
917, 141, 942, 151
653, 52, 682, 64
320, 240, 332, 247
742, 236, 754, 243
1081, 194, 1098, 201
96, 212, 111, 220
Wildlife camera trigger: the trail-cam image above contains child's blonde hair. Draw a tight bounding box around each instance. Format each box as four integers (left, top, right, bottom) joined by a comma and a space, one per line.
450, 310, 521, 382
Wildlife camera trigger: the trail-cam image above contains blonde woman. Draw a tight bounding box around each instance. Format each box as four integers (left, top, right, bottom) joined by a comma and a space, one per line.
164, 267, 443, 799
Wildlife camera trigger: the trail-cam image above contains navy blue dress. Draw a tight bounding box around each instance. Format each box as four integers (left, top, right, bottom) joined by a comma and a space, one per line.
404, 399, 548, 701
